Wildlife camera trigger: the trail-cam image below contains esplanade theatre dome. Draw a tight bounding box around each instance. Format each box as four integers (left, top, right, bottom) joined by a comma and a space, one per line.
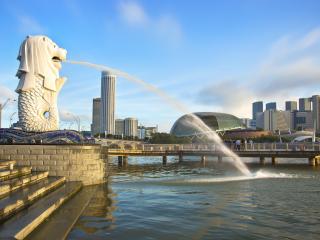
170, 112, 244, 137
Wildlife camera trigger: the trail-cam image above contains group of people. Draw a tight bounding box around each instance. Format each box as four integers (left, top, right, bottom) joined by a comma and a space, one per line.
225, 139, 254, 151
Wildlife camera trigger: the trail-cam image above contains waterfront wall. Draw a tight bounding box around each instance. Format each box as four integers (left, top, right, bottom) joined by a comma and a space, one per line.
0, 145, 106, 185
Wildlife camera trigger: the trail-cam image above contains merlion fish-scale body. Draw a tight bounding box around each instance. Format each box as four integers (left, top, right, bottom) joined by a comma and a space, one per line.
15, 36, 67, 132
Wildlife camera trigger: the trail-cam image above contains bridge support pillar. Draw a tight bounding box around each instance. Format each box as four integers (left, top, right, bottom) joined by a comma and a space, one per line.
218, 155, 223, 163
315, 156, 320, 166
201, 155, 206, 164
271, 157, 277, 165
118, 156, 128, 167
162, 155, 167, 165
178, 153, 183, 162
309, 157, 316, 166
259, 156, 265, 165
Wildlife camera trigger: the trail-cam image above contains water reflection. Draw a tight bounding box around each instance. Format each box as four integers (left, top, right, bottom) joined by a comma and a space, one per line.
69, 184, 117, 237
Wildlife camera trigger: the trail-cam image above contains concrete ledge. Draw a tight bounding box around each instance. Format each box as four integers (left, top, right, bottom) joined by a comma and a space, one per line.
0, 145, 106, 185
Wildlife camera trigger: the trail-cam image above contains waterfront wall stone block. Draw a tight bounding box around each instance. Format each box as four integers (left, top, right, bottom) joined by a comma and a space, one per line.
0, 145, 106, 185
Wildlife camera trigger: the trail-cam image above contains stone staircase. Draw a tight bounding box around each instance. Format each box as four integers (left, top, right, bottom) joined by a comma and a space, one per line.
0, 159, 92, 239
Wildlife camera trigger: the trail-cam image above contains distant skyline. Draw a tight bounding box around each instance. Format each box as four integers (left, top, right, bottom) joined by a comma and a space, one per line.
0, 0, 320, 132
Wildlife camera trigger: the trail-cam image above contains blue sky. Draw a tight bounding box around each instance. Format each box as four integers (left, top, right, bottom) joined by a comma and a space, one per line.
0, 0, 320, 131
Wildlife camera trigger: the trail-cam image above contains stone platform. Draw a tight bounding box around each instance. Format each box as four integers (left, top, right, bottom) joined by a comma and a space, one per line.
0, 144, 106, 185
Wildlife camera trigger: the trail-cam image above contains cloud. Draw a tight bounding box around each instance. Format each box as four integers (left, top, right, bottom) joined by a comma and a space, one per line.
0, 85, 16, 101
118, 1, 148, 26
195, 27, 320, 117
18, 15, 45, 35
118, 1, 182, 42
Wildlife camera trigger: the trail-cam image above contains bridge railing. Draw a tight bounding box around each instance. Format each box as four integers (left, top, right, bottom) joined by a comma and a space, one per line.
137, 143, 320, 152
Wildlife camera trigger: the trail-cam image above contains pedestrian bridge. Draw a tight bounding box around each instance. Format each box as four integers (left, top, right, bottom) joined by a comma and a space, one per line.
102, 142, 320, 166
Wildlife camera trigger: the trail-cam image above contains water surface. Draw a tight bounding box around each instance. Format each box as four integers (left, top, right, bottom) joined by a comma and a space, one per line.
69, 157, 320, 240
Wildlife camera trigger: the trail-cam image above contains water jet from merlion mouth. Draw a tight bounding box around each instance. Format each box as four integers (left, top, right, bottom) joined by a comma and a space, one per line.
65, 60, 251, 176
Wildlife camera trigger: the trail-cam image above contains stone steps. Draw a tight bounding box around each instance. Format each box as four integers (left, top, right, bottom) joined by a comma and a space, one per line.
26, 185, 97, 240
0, 167, 32, 182
0, 176, 66, 222
0, 172, 49, 198
0, 181, 83, 240
0, 160, 16, 170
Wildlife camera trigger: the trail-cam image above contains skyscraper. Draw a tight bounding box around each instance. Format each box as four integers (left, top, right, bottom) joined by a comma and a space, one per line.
91, 98, 101, 136
285, 101, 297, 112
312, 95, 320, 132
124, 118, 138, 137
266, 102, 277, 111
299, 98, 311, 111
115, 119, 125, 136
252, 101, 263, 120
100, 71, 116, 135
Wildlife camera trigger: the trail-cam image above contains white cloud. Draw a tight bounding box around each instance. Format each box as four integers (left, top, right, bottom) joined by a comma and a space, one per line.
118, 1, 148, 26
18, 15, 45, 35
118, 1, 182, 42
0, 85, 16, 101
195, 27, 320, 118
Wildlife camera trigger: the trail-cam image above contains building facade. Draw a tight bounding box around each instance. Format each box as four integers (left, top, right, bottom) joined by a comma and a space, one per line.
252, 101, 263, 120
100, 71, 116, 135
138, 126, 158, 139
124, 118, 138, 137
292, 111, 313, 130
266, 102, 277, 111
256, 110, 292, 132
312, 95, 320, 132
115, 119, 125, 136
285, 101, 297, 111
299, 98, 311, 111
91, 98, 101, 136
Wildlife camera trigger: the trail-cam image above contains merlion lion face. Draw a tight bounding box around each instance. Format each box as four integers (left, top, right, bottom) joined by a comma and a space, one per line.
16, 35, 67, 92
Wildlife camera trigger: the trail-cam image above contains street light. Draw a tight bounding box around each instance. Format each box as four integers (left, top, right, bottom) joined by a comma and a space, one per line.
0, 98, 17, 128
9, 112, 17, 127
66, 113, 81, 132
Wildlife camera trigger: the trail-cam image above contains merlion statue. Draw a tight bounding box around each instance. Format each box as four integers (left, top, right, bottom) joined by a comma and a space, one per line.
15, 35, 67, 132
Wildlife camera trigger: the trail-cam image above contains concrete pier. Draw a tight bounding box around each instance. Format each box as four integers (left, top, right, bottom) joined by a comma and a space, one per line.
271, 156, 277, 165
218, 155, 223, 163
162, 155, 167, 165
178, 153, 183, 162
118, 156, 128, 167
201, 155, 206, 163
260, 156, 265, 165
308, 157, 316, 166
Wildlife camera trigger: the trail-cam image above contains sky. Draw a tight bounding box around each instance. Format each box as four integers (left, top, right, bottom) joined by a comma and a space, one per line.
0, 0, 320, 132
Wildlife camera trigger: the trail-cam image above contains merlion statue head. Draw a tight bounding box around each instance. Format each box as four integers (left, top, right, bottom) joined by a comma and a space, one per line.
16, 35, 67, 93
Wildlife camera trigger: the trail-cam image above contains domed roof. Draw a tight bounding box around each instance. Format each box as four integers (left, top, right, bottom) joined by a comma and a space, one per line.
170, 112, 244, 137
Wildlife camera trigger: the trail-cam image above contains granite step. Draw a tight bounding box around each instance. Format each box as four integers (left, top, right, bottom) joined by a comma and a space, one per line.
0, 181, 82, 240
0, 172, 49, 198
0, 160, 16, 170
26, 185, 97, 240
0, 176, 65, 222
0, 167, 31, 182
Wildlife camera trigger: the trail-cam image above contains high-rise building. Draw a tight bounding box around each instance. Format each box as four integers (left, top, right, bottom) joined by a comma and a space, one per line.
312, 95, 320, 132
266, 102, 277, 111
299, 98, 311, 111
100, 71, 116, 135
256, 110, 292, 131
292, 111, 313, 130
91, 98, 101, 136
138, 125, 158, 139
285, 101, 297, 112
124, 118, 138, 137
252, 101, 263, 120
115, 119, 125, 136
240, 118, 252, 129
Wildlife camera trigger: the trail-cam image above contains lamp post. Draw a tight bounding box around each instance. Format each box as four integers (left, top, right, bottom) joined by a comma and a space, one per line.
66, 113, 81, 132
0, 98, 17, 128
9, 112, 17, 127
